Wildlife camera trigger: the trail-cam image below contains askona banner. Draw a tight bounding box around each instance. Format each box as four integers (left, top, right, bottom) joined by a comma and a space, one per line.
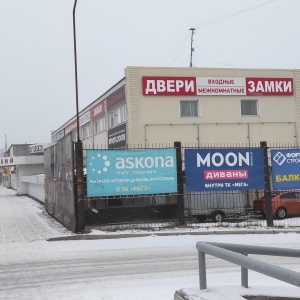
86, 149, 177, 197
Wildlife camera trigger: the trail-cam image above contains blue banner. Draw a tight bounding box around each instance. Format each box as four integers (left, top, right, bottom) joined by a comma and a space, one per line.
185, 148, 264, 192
86, 149, 177, 197
271, 149, 300, 190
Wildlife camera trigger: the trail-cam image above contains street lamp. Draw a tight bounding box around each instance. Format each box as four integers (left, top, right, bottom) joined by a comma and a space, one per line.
73, 0, 85, 233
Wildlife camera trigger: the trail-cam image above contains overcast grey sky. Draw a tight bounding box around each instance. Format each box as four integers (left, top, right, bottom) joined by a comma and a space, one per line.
0, 0, 299, 150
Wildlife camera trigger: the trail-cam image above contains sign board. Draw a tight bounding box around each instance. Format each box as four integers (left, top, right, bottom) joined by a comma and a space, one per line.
107, 86, 125, 108
51, 129, 64, 142
91, 101, 105, 119
79, 111, 91, 126
0, 156, 44, 166
271, 149, 300, 190
0, 157, 15, 167
28, 144, 44, 154
185, 148, 265, 191
86, 149, 178, 197
108, 123, 126, 149
142, 76, 294, 96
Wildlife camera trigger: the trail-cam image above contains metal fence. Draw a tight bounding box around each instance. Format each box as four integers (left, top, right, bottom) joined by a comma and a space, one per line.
196, 241, 300, 290
80, 142, 300, 231
45, 133, 77, 232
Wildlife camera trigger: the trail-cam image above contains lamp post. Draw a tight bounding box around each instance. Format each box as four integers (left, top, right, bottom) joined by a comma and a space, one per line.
73, 0, 85, 233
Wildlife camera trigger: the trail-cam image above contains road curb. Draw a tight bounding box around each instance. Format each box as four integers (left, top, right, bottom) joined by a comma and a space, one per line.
47, 229, 300, 242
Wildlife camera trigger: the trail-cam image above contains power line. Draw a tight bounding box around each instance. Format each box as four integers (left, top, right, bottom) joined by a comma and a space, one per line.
194, 32, 235, 67
196, 0, 277, 29
157, 31, 190, 66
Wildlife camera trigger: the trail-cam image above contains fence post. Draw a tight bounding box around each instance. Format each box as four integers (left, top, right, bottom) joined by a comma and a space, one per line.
260, 141, 274, 227
74, 141, 86, 233
174, 141, 185, 226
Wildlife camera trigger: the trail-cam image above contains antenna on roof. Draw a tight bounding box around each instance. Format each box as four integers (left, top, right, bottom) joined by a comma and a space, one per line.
189, 28, 196, 67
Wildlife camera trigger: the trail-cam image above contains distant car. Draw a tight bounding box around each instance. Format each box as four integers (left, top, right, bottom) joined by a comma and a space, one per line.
253, 191, 300, 219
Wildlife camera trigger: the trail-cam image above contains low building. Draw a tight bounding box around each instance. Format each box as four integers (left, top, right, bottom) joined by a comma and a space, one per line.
1, 144, 46, 201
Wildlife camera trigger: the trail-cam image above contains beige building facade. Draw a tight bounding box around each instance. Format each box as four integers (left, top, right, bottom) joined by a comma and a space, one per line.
51, 66, 300, 155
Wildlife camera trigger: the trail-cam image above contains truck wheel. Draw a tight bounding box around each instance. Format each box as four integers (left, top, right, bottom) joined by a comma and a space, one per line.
213, 212, 223, 222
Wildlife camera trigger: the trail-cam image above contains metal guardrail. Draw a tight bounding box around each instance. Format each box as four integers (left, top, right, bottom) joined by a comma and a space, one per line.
196, 241, 300, 290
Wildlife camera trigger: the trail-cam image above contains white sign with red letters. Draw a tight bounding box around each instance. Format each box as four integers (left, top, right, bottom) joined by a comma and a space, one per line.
142, 76, 294, 96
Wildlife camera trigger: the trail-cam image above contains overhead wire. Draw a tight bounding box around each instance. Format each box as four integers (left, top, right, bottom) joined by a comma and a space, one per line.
157, 30, 190, 66
167, 32, 190, 66
160, 0, 278, 67
195, 0, 277, 29
194, 32, 235, 67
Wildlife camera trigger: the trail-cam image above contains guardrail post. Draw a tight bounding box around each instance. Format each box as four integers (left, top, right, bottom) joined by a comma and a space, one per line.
241, 254, 248, 288
198, 251, 207, 290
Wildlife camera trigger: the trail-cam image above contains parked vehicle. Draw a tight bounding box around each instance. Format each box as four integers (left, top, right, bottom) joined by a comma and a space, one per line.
253, 191, 300, 219
184, 190, 248, 222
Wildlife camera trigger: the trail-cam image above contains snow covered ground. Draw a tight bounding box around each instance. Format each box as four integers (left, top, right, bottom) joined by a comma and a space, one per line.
1, 187, 300, 299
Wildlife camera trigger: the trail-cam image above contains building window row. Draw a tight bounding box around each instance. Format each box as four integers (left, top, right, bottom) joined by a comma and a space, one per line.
180, 99, 259, 117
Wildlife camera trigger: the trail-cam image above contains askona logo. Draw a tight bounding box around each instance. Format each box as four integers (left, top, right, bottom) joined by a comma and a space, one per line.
115, 156, 174, 169
89, 153, 174, 173
89, 154, 111, 174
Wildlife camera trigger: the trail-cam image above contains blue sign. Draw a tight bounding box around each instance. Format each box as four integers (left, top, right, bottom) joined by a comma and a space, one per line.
271, 149, 300, 190
86, 149, 177, 197
185, 148, 265, 192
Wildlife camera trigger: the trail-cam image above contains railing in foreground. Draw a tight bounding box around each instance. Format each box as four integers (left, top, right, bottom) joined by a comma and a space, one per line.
196, 242, 300, 290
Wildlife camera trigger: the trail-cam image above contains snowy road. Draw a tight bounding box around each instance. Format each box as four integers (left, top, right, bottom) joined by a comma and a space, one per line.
1, 234, 300, 300
1, 188, 300, 299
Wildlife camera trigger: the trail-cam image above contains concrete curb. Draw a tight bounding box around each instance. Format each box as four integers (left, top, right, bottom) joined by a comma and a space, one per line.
47, 229, 300, 242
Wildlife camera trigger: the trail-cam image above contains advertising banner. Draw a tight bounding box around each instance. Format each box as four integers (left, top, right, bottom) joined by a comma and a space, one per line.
271, 149, 300, 190
86, 149, 177, 197
108, 123, 126, 149
185, 148, 264, 192
142, 76, 294, 96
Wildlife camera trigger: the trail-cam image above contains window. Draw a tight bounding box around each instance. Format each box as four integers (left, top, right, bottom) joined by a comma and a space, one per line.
81, 123, 92, 140
241, 99, 258, 116
108, 104, 127, 128
281, 192, 297, 199
94, 116, 107, 134
180, 100, 199, 117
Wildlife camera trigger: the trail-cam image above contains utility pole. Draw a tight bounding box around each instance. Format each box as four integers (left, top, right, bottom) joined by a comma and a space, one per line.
189, 28, 195, 67
73, 0, 85, 233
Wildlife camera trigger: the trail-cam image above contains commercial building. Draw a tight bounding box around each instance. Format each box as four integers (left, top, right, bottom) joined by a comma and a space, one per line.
1, 144, 45, 199
49, 66, 300, 225
51, 66, 300, 157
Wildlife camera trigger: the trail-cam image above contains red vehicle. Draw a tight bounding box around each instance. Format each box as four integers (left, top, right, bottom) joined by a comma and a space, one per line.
253, 191, 300, 219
